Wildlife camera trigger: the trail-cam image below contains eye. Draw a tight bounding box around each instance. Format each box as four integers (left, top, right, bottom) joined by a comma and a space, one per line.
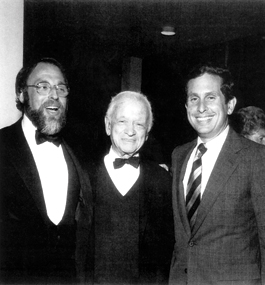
136, 122, 146, 130
188, 96, 198, 103
37, 83, 50, 91
58, 85, 67, 93
206, 95, 216, 101
118, 119, 126, 124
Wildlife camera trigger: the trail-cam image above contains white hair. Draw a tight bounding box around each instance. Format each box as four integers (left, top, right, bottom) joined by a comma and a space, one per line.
105, 91, 153, 132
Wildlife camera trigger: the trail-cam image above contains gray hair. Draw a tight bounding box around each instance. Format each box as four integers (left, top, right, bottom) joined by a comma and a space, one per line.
105, 91, 153, 132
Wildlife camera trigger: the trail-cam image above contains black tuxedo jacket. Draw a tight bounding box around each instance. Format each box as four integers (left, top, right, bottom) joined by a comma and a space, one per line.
0, 119, 93, 284
83, 158, 174, 284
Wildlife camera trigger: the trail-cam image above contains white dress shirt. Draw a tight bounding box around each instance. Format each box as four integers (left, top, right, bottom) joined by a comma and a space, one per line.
104, 147, 140, 196
22, 116, 68, 225
183, 126, 229, 198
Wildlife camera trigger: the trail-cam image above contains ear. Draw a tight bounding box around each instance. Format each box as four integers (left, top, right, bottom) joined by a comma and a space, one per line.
227, 97, 237, 115
145, 132, 149, 141
104, 116, 111, 136
17, 91, 24, 103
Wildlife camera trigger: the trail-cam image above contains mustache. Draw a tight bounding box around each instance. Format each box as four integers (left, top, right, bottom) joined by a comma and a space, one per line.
24, 97, 68, 135
42, 99, 62, 109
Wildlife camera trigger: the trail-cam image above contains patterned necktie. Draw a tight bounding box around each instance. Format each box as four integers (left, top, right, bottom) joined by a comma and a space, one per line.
186, 143, 207, 228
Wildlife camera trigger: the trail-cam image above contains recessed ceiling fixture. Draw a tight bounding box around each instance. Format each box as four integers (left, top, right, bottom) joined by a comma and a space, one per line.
161, 26, 175, 36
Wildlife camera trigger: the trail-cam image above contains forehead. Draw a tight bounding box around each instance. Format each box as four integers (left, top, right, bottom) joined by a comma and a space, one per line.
187, 73, 222, 94
27, 62, 65, 83
115, 98, 147, 117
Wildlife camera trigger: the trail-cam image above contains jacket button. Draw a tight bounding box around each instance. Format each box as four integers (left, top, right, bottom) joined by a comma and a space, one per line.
189, 241, 194, 247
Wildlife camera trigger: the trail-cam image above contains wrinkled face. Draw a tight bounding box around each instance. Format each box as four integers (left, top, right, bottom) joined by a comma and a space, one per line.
20, 62, 68, 135
105, 99, 149, 158
186, 73, 236, 142
246, 129, 265, 145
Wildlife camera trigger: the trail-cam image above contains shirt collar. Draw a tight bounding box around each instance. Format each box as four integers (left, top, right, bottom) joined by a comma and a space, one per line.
22, 115, 38, 145
197, 125, 230, 150
108, 146, 139, 160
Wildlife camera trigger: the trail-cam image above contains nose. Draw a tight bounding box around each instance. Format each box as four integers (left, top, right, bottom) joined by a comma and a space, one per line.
125, 123, 136, 136
49, 86, 59, 100
197, 100, 207, 113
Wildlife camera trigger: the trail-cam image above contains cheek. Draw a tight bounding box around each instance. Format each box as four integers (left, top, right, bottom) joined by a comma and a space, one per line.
29, 96, 42, 110
138, 131, 148, 142
186, 110, 195, 123
112, 127, 123, 139
186, 106, 195, 116
60, 98, 68, 108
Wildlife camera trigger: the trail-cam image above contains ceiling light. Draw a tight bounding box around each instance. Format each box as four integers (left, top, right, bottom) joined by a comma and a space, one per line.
161, 26, 175, 36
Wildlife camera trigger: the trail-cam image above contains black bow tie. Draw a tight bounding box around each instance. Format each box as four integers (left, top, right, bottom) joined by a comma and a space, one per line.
113, 156, 140, 169
35, 130, 62, 147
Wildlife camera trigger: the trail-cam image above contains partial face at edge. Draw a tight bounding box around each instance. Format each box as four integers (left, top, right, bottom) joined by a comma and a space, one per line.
245, 129, 265, 145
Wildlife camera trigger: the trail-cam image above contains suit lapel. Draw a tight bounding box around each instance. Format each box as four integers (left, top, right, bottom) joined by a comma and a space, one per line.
7, 120, 49, 223
192, 129, 245, 235
174, 141, 197, 237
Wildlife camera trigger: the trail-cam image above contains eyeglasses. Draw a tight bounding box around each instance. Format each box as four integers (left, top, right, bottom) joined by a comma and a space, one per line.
26, 83, 69, 97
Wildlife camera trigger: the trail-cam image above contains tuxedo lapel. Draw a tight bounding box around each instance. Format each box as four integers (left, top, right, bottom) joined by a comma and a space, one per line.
7, 120, 49, 223
192, 129, 245, 235
60, 141, 80, 223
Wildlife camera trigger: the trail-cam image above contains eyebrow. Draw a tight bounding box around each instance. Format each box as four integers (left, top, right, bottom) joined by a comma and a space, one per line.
187, 91, 218, 97
35, 80, 67, 85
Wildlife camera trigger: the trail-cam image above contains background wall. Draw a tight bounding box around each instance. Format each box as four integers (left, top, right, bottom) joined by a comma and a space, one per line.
0, 0, 23, 129
3, 1, 265, 165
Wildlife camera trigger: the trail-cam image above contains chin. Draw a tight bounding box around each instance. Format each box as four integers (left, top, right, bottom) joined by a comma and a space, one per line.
42, 115, 66, 135
28, 109, 66, 135
120, 148, 137, 156
42, 121, 63, 135
122, 149, 136, 154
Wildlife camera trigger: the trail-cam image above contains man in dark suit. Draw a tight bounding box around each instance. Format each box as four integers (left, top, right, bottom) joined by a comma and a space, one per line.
169, 64, 265, 285
85, 91, 174, 284
0, 58, 93, 284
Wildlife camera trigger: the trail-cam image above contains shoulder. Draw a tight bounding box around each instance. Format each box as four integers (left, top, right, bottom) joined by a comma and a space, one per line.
0, 120, 22, 150
0, 120, 21, 137
140, 160, 172, 205
141, 158, 171, 181
172, 140, 195, 160
241, 137, 265, 160
228, 128, 265, 157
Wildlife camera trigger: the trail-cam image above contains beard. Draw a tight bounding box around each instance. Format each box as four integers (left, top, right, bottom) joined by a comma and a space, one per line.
24, 97, 68, 135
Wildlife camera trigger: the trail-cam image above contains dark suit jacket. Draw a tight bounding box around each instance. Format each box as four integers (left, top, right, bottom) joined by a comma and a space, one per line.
0, 119, 93, 284
82, 158, 174, 284
169, 128, 265, 285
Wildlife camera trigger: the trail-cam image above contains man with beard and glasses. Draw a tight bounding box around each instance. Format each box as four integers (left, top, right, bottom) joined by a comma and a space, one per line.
0, 58, 93, 284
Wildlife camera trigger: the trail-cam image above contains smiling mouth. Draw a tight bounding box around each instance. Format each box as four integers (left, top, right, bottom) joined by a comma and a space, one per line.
123, 139, 135, 143
196, 116, 213, 122
46, 106, 59, 112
